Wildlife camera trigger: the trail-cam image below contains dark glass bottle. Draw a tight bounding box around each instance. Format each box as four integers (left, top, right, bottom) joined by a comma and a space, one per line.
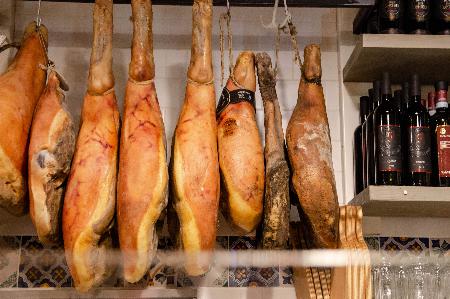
366, 82, 382, 186
394, 90, 403, 114
379, 0, 404, 33
407, 0, 431, 34
404, 74, 432, 186
374, 73, 402, 185
430, 81, 450, 186
354, 96, 370, 195
362, 89, 374, 189
402, 81, 410, 112
432, 0, 450, 34
428, 91, 436, 116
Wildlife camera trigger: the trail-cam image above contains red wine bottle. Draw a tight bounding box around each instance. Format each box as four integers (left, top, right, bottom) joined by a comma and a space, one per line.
394, 89, 403, 114
428, 91, 436, 116
366, 82, 382, 186
379, 0, 405, 33
407, 0, 431, 34
374, 72, 402, 185
432, 0, 450, 34
404, 74, 432, 186
402, 81, 410, 112
431, 81, 450, 186
355, 96, 370, 195
362, 89, 374, 189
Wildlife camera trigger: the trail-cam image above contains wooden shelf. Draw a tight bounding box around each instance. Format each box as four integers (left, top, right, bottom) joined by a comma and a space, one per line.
349, 185, 450, 218
343, 34, 450, 84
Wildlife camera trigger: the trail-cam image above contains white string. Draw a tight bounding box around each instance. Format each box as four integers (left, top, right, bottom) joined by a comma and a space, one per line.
36, 0, 42, 27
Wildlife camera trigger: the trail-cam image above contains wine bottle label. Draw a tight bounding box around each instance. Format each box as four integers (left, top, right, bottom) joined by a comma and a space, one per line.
410, 0, 430, 21
407, 126, 432, 173
437, 125, 450, 178
377, 125, 402, 172
384, 0, 401, 21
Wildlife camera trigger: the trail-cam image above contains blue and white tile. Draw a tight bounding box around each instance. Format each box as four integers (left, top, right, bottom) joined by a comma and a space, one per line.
0, 236, 21, 288
228, 236, 279, 287
430, 239, 450, 257
279, 267, 293, 287
18, 236, 72, 288
379, 237, 429, 256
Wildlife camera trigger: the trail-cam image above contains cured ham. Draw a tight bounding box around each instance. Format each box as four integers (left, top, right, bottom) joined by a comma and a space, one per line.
217, 51, 264, 233
0, 22, 48, 215
171, 0, 219, 276
286, 45, 339, 249
255, 52, 290, 249
62, 0, 120, 291
117, 0, 168, 283
28, 70, 76, 245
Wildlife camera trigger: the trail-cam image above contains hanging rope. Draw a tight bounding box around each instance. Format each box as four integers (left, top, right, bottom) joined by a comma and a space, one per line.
219, 0, 233, 89
34, 0, 69, 91
260, 0, 302, 78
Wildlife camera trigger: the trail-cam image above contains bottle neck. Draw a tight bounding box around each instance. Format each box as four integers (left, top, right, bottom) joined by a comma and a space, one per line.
436, 90, 448, 109
410, 95, 421, 104
381, 94, 392, 103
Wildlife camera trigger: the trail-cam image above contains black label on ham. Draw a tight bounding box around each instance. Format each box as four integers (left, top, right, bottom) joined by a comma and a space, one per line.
216, 88, 255, 116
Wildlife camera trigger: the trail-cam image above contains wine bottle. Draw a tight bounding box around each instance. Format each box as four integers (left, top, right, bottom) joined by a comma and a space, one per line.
362, 89, 374, 189
402, 81, 410, 112
432, 0, 450, 34
431, 81, 450, 186
407, 0, 431, 34
367, 82, 382, 186
374, 72, 402, 185
404, 74, 432, 186
428, 91, 436, 116
354, 96, 370, 195
379, 0, 404, 33
394, 89, 403, 114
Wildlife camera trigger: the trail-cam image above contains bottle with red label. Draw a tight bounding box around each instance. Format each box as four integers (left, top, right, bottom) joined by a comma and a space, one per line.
431, 81, 450, 186
428, 91, 436, 116
404, 74, 432, 186
374, 72, 403, 185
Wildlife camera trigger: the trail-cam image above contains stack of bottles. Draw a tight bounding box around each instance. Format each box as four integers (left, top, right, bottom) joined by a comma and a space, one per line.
354, 72, 450, 195
363, 0, 449, 35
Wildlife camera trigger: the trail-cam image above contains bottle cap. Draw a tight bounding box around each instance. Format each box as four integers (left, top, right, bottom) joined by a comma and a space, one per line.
381, 72, 391, 96
360, 96, 369, 117
435, 81, 448, 91
409, 74, 421, 97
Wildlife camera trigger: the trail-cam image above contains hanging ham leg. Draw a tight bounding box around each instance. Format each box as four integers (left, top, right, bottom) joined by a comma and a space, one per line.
29, 70, 76, 245
0, 22, 48, 215
117, 0, 168, 283
286, 45, 338, 249
62, 0, 120, 291
171, 0, 219, 276
255, 52, 290, 249
217, 51, 264, 233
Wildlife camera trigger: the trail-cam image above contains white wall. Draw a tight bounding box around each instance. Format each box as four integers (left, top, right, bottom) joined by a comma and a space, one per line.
0, 1, 344, 234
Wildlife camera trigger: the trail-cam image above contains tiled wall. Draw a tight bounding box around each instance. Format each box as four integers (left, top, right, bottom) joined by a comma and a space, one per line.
0, 235, 293, 290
